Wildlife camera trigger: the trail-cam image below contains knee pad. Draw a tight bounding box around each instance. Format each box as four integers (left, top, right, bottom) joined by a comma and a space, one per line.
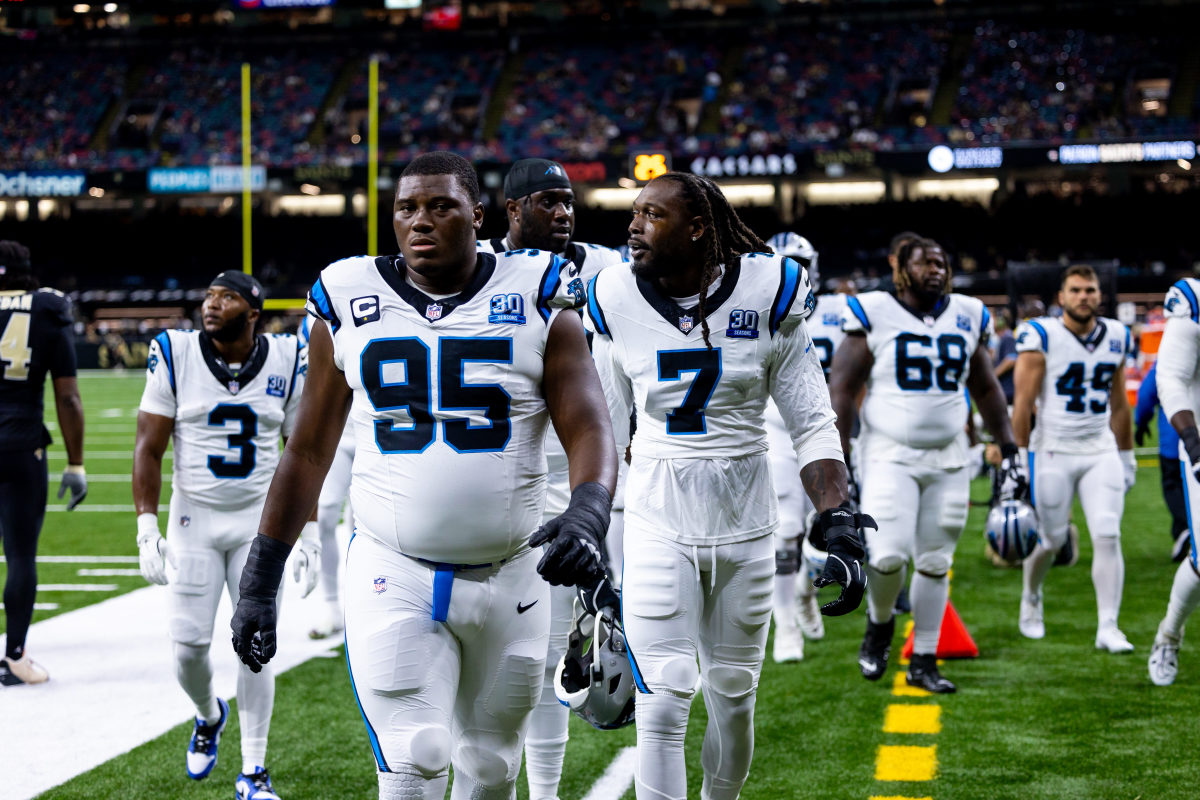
869, 554, 906, 575
775, 544, 800, 576
408, 725, 452, 778
484, 649, 544, 718
658, 656, 700, 699
1088, 514, 1122, 542
914, 550, 952, 578
704, 665, 756, 701
455, 744, 511, 788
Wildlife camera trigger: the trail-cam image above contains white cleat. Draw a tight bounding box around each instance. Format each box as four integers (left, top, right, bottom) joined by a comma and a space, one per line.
772, 622, 804, 663
1095, 624, 1134, 654
1148, 629, 1181, 686
307, 604, 344, 640
1019, 593, 1045, 640
0, 652, 49, 686
796, 593, 825, 640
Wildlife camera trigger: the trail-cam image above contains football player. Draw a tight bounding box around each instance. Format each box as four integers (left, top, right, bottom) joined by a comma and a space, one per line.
830, 237, 1023, 693
297, 313, 352, 640
762, 231, 848, 661
0, 240, 87, 687
1149, 277, 1200, 685
230, 152, 618, 800
133, 271, 316, 800
589, 172, 867, 800
479, 157, 628, 800
1012, 265, 1135, 653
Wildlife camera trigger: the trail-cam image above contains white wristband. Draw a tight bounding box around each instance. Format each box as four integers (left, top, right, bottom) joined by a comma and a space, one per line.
300, 521, 320, 542
65, 465, 86, 476
137, 513, 160, 539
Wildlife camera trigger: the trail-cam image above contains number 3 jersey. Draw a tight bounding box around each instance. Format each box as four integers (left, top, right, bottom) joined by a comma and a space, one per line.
843, 291, 991, 468
139, 330, 306, 510
1015, 314, 1131, 455
306, 250, 584, 564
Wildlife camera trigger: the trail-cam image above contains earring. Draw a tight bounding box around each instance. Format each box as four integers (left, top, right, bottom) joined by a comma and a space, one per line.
692, 235, 699, 241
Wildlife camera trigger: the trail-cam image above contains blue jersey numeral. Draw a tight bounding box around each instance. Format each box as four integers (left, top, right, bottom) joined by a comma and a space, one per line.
658, 348, 722, 435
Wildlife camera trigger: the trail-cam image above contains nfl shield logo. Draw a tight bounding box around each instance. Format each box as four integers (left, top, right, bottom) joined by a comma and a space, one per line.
425, 303, 443, 321
228, 380, 239, 394
180, 515, 190, 527
679, 316, 694, 333
373, 576, 387, 594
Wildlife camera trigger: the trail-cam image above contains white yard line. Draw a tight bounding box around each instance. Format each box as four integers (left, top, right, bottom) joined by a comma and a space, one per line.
0, 603, 59, 611
38, 584, 119, 592
48, 452, 170, 459
0, 556, 139, 564
582, 746, 637, 800
69, 474, 169, 482
3, 576, 342, 800
77, 569, 142, 577
47, 504, 137, 512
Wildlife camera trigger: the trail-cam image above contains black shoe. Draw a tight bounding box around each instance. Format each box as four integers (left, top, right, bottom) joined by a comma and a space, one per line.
893, 586, 912, 615
1172, 531, 1191, 563
906, 653, 957, 694
1053, 524, 1079, 567
858, 617, 894, 681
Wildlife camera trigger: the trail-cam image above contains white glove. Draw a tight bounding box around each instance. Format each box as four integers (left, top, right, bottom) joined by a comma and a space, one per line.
1120, 450, 1137, 492
136, 513, 169, 586
291, 522, 322, 599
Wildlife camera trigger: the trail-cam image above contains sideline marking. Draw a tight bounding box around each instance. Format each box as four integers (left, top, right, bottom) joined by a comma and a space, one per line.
875, 745, 937, 781
883, 704, 941, 734
581, 746, 637, 800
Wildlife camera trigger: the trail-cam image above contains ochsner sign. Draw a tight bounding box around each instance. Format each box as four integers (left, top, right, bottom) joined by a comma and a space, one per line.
0, 171, 87, 197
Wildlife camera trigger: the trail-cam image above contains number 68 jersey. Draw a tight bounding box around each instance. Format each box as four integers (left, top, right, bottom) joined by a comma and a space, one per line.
1015, 314, 1131, 455
306, 250, 584, 564
843, 291, 991, 467
139, 330, 306, 510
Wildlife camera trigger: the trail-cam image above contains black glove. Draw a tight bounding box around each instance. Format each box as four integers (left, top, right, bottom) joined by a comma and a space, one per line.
1181, 426, 1200, 481
578, 576, 621, 620
530, 482, 611, 587
810, 504, 872, 617
232, 534, 291, 673
996, 443, 1029, 502
1134, 418, 1151, 449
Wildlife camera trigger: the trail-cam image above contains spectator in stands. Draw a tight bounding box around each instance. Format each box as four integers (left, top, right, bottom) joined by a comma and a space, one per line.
992, 311, 1018, 405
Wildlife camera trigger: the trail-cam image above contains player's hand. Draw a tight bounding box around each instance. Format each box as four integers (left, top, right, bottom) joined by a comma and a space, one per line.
58, 465, 87, 511
232, 534, 291, 673
291, 523, 321, 599
578, 576, 621, 620
810, 504, 872, 617
1182, 427, 1200, 482
1134, 419, 1151, 449
1120, 450, 1137, 492
530, 482, 611, 587
136, 513, 169, 585
997, 444, 1029, 502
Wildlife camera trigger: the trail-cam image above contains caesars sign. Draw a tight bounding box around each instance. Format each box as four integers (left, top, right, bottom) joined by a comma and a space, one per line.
689, 153, 798, 178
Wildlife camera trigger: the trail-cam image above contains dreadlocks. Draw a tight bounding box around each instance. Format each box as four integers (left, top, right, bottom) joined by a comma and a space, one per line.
653, 172, 768, 347
0, 240, 36, 291
892, 237, 951, 295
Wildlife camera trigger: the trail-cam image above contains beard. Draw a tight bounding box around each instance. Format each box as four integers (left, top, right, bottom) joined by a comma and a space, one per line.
209, 311, 251, 342
1064, 304, 1095, 325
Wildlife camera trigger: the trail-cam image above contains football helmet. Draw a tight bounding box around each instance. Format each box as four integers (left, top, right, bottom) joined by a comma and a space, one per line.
554, 601, 636, 730
767, 232, 820, 288
800, 510, 827, 584
984, 499, 1039, 565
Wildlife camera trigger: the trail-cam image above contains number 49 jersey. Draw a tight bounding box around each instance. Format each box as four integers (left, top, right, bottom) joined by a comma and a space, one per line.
843, 291, 991, 467
139, 330, 306, 510
1015, 315, 1131, 455
306, 250, 584, 564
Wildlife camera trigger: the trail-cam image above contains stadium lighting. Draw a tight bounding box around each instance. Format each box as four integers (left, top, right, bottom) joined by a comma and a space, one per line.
912, 178, 1000, 201
299, 183, 321, 196
104, 3, 117, 12
350, 134, 361, 144
1179, 159, 1192, 171
88, 187, 105, 198
804, 181, 886, 205
73, 4, 91, 12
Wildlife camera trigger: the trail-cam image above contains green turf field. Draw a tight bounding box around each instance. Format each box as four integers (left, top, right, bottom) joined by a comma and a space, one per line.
10, 372, 1200, 799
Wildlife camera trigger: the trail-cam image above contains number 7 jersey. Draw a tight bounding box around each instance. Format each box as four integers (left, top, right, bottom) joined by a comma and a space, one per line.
1015, 315, 1131, 454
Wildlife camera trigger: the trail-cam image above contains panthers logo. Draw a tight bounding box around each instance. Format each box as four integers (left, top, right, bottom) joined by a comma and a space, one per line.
147, 353, 159, 373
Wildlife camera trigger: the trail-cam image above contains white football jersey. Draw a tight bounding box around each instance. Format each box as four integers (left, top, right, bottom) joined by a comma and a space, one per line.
299, 313, 355, 450
589, 252, 838, 462
844, 291, 991, 467
140, 330, 306, 510
306, 250, 585, 564
1157, 278, 1200, 422
807, 293, 850, 381
1016, 315, 1130, 454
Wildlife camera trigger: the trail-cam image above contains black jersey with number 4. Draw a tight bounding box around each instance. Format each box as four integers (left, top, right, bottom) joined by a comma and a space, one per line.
0, 289, 76, 450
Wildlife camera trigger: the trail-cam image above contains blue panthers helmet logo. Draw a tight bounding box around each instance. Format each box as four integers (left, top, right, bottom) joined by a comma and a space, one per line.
147, 353, 159, 373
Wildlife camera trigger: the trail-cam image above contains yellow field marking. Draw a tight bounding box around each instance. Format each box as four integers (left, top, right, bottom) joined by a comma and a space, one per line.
874, 745, 938, 781
869, 796, 933, 800
891, 671, 931, 697
883, 704, 942, 734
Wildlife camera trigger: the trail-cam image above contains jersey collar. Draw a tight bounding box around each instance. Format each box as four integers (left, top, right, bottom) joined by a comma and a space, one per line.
375, 252, 497, 324
890, 292, 950, 327
635, 259, 741, 335
198, 332, 269, 395
1060, 317, 1107, 352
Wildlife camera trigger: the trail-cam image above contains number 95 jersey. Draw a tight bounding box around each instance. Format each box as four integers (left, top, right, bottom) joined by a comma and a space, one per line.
139, 330, 306, 510
843, 291, 991, 467
306, 250, 584, 564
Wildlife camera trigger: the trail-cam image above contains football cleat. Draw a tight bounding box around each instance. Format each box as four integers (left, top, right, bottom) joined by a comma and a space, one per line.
1053, 524, 1080, 567
1095, 624, 1134, 654
186, 697, 228, 780
906, 653, 957, 694
1171, 531, 1191, 564
858, 617, 894, 681
772, 621, 804, 663
1148, 629, 1181, 686
1019, 593, 1045, 640
307, 604, 344, 640
796, 592, 825, 640
236, 767, 281, 800
0, 652, 49, 685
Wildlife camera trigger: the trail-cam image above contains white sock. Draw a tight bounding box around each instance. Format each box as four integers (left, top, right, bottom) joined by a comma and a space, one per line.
1022, 542, 1056, 599
866, 563, 905, 625
318, 506, 342, 605
910, 572, 948, 654
174, 642, 220, 723
773, 572, 798, 628
525, 680, 569, 800
237, 660, 274, 775
1091, 536, 1125, 628
635, 692, 691, 800
1161, 561, 1200, 640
